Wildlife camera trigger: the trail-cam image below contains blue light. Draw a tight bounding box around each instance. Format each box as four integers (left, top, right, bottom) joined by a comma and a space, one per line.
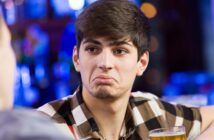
15, 65, 21, 87
51, 0, 71, 16
6, 6, 15, 25
128, 0, 141, 6
24, 87, 39, 106
0, 4, 3, 16
68, 0, 85, 10
55, 82, 70, 99
35, 64, 45, 81
87, 0, 97, 4
208, 89, 214, 105
163, 84, 180, 96
171, 72, 188, 85
25, 0, 47, 19
53, 62, 70, 80
20, 65, 31, 88
194, 73, 207, 85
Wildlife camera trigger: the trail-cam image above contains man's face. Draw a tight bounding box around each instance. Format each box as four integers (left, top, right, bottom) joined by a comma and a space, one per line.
73, 37, 149, 100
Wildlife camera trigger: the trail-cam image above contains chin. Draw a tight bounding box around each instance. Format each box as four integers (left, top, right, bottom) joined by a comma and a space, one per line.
93, 87, 117, 100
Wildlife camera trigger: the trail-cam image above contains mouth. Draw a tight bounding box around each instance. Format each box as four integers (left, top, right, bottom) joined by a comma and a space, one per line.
93, 75, 116, 85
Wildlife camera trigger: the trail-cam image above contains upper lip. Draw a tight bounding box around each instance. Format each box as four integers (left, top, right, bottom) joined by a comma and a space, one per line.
93, 75, 115, 81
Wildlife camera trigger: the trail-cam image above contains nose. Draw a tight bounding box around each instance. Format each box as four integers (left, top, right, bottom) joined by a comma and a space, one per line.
97, 49, 113, 71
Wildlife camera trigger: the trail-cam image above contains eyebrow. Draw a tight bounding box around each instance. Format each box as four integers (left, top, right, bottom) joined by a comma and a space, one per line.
82, 38, 133, 47
109, 39, 133, 47
82, 39, 102, 45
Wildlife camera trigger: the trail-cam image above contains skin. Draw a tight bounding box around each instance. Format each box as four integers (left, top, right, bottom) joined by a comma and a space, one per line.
0, 16, 15, 109
197, 107, 214, 139
74, 37, 148, 100
73, 37, 149, 140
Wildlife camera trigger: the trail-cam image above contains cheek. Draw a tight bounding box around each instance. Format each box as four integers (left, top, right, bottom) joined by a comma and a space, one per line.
79, 59, 94, 82
118, 61, 138, 80
125, 59, 138, 71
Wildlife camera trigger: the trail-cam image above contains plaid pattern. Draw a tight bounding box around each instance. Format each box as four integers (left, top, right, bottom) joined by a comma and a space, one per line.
38, 88, 201, 140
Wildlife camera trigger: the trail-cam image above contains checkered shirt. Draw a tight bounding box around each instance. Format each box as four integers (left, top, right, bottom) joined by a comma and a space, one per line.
38, 88, 201, 140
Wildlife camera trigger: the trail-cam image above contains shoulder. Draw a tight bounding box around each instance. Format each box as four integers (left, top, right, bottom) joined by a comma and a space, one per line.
0, 108, 71, 139
130, 91, 164, 114
130, 91, 160, 105
131, 91, 159, 100
37, 95, 74, 117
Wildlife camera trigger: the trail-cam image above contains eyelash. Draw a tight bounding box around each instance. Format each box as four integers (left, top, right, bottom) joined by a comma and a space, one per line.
85, 46, 129, 56
113, 48, 129, 55
85, 46, 100, 54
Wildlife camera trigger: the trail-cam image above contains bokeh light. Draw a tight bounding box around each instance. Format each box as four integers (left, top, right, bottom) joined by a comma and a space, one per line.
68, 0, 85, 10
140, 2, 157, 19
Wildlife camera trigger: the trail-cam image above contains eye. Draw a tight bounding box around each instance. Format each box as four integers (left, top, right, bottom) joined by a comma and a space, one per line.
113, 48, 128, 55
85, 46, 100, 54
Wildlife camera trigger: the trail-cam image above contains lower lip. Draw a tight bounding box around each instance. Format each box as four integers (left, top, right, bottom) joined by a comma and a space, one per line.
94, 78, 114, 85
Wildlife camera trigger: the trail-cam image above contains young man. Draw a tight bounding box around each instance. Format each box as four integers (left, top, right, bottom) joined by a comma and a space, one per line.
38, 0, 214, 139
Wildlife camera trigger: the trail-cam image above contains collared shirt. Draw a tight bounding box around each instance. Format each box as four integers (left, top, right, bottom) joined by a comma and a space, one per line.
38, 88, 201, 140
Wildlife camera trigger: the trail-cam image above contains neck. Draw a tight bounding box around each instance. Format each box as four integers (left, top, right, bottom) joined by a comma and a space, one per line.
82, 88, 130, 140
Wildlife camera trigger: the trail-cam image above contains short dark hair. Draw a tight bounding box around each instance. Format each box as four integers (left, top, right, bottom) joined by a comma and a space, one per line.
75, 0, 150, 59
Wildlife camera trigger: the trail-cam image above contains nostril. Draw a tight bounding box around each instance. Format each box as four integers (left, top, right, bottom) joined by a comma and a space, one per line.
99, 65, 112, 71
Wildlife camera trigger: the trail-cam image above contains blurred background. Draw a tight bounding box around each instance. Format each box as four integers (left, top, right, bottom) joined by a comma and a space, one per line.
1, 0, 214, 108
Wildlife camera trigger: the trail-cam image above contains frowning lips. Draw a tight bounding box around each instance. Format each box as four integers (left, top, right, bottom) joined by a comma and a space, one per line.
93, 75, 116, 85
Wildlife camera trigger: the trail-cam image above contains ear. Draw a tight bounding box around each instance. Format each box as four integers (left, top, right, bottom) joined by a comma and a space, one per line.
136, 51, 149, 76
72, 46, 80, 72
